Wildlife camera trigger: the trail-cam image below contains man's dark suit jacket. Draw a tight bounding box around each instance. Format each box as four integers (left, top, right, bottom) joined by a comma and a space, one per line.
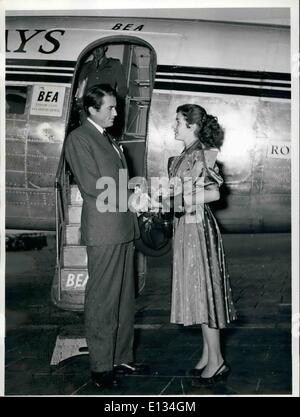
65, 120, 139, 246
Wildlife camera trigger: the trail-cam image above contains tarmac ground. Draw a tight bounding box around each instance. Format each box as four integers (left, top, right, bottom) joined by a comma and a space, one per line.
4, 233, 293, 396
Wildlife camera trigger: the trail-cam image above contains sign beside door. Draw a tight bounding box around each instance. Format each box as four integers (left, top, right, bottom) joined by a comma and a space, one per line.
30, 85, 65, 117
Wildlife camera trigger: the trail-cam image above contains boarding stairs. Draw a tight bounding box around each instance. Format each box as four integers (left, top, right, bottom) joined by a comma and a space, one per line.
51, 155, 88, 312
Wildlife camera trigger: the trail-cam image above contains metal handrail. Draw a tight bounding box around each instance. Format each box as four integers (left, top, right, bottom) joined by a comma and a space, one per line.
55, 150, 70, 302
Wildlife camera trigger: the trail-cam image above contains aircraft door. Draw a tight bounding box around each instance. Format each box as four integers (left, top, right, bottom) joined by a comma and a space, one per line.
6, 83, 70, 230
123, 45, 152, 139
120, 44, 155, 178
68, 41, 156, 178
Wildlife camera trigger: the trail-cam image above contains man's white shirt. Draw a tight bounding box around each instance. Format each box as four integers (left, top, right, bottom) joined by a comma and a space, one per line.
87, 117, 123, 160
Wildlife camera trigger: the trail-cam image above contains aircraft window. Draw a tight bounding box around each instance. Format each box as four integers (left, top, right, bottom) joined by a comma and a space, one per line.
6, 86, 28, 114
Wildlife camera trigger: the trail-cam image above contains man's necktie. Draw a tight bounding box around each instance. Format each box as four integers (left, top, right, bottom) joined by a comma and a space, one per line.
103, 130, 126, 167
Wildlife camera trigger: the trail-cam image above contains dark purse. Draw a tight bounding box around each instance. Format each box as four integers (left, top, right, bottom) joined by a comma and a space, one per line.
135, 211, 173, 251
134, 155, 180, 254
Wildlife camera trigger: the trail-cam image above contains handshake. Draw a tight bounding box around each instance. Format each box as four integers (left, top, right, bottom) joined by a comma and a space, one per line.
129, 179, 182, 215
129, 177, 205, 217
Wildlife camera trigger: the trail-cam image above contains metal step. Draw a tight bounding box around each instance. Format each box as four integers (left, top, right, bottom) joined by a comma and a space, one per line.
63, 245, 87, 267
50, 334, 88, 366
68, 205, 82, 224
54, 252, 147, 312
66, 224, 81, 245
70, 185, 83, 205
51, 269, 86, 312
60, 268, 88, 292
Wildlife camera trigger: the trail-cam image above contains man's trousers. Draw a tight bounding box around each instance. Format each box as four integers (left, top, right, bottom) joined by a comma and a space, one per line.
85, 242, 135, 372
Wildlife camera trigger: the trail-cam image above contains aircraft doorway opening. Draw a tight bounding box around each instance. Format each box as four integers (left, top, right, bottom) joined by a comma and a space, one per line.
53, 41, 162, 311
69, 40, 156, 178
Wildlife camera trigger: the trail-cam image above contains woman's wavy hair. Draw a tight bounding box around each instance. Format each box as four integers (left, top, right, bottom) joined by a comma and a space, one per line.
176, 104, 224, 149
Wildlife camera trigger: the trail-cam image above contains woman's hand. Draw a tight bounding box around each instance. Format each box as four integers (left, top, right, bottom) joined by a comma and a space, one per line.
183, 188, 220, 212
128, 190, 151, 213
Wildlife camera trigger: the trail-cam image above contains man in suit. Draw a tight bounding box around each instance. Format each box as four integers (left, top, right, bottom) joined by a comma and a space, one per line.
65, 84, 144, 389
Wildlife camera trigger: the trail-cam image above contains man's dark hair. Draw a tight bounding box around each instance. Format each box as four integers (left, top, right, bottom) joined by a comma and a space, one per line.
83, 84, 116, 116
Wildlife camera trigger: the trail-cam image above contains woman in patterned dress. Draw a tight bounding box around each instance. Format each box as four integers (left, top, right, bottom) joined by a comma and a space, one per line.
168, 104, 237, 384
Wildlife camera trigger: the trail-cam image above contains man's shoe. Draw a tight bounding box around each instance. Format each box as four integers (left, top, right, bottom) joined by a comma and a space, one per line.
91, 370, 119, 389
114, 362, 150, 376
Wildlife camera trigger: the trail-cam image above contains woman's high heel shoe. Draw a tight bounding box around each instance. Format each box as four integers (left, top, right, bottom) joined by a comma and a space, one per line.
192, 362, 231, 386
186, 358, 209, 376
186, 365, 206, 377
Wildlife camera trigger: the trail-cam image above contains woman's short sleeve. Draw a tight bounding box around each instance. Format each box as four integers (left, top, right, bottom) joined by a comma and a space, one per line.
205, 162, 224, 190
189, 149, 223, 189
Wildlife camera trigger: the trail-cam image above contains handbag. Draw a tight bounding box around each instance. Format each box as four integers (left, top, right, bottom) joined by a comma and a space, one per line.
135, 211, 173, 251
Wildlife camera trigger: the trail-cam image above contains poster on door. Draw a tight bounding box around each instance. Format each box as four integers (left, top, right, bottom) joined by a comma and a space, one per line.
30, 85, 66, 117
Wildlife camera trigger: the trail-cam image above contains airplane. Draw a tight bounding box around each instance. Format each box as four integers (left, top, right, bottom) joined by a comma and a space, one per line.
5, 13, 291, 311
